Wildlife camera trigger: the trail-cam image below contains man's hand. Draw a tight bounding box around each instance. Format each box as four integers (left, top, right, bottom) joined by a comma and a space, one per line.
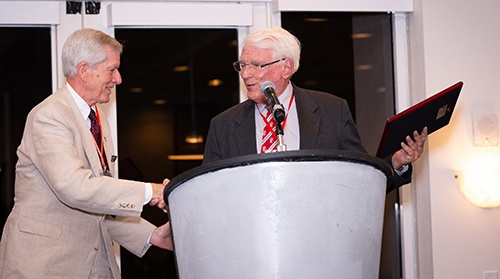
150, 222, 173, 251
149, 178, 170, 210
392, 127, 428, 170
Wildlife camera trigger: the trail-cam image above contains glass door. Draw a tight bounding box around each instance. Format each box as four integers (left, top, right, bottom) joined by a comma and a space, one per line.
281, 12, 402, 279
0, 27, 52, 234
114, 28, 240, 278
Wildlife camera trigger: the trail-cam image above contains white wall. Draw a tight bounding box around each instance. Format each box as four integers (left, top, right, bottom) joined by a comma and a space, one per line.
410, 0, 500, 277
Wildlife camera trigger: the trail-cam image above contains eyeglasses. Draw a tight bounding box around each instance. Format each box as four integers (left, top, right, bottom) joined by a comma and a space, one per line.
232, 58, 286, 72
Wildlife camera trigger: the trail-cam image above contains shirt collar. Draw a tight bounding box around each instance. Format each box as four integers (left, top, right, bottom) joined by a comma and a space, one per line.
66, 83, 95, 119
256, 81, 293, 114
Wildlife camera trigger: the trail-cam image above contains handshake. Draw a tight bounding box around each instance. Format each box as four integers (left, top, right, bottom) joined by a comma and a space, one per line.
150, 178, 170, 211
149, 178, 173, 250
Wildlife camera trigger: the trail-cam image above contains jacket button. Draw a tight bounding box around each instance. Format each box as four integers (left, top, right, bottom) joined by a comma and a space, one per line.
94, 246, 98, 251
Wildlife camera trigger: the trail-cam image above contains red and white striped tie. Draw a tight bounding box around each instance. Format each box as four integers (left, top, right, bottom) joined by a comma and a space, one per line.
261, 109, 278, 153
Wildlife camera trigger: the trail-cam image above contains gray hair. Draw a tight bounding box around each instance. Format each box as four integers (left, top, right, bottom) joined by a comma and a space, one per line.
242, 27, 301, 74
62, 28, 123, 78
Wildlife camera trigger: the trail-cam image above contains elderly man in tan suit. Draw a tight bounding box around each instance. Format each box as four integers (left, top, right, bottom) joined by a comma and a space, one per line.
0, 28, 172, 278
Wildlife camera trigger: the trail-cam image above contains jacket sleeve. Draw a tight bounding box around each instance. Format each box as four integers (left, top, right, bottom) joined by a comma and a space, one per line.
203, 117, 223, 164
105, 215, 156, 257
385, 158, 413, 193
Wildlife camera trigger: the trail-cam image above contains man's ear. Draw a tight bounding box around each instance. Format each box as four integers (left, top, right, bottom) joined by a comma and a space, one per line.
77, 62, 90, 81
282, 58, 294, 79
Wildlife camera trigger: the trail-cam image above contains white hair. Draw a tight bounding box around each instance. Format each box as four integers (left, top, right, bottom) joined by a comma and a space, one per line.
62, 28, 123, 78
242, 27, 301, 73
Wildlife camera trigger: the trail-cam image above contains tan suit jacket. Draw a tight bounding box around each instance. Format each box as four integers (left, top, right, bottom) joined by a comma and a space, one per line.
0, 85, 156, 278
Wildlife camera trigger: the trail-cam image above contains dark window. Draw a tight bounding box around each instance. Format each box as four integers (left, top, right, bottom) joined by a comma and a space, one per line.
282, 12, 401, 279
114, 28, 239, 279
0, 27, 52, 233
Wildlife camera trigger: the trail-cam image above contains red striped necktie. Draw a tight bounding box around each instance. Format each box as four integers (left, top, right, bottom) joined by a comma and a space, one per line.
89, 109, 109, 172
261, 108, 278, 153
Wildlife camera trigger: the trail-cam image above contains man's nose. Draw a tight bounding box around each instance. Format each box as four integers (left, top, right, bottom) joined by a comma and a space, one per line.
240, 65, 252, 79
113, 69, 122, 85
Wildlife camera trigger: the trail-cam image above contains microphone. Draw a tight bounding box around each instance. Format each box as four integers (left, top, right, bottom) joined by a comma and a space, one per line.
260, 81, 285, 123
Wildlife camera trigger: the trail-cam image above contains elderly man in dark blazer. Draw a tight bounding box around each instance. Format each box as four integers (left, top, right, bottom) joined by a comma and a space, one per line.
203, 27, 427, 191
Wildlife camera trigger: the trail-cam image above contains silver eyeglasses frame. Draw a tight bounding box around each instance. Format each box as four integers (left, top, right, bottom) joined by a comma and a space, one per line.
232, 58, 286, 72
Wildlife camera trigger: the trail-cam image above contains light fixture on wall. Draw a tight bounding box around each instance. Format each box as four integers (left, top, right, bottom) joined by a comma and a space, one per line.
472, 113, 499, 147
455, 170, 500, 208
454, 113, 500, 208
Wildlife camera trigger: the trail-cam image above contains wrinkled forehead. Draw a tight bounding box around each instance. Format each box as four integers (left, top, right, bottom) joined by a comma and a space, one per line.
239, 45, 274, 63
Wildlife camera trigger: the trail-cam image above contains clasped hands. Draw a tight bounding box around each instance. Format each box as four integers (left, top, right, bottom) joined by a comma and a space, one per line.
150, 178, 170, 210
391, 127, 428, 171
150, 178, 173, 251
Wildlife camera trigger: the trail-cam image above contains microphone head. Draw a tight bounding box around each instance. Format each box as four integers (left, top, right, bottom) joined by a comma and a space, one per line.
260, 81, 276, 94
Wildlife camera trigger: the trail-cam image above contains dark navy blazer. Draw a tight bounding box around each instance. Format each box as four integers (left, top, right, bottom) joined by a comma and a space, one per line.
203, 83, 411, 192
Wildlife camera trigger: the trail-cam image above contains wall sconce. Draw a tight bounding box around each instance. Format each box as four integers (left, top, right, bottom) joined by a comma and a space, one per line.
455, 170, 500, 208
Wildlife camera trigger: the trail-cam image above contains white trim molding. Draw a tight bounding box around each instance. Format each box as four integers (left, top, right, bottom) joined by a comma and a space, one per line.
272, 0, 413, 12
0, 1, 59, 25
109, 2, 253, 27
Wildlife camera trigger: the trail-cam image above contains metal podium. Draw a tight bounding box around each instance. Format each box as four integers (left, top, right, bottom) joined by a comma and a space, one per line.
164, 150, 393, 279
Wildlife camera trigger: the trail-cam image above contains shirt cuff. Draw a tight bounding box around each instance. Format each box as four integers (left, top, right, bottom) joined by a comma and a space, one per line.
144, 183, 153, 205
146, 230, 154, 247
394, 164, 409, 176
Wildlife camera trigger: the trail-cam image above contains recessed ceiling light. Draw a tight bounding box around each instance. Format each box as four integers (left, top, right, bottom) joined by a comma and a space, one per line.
304, 18, 328, 22
153, 99, 167, 105
351, 33, 373, 39
129, 87, 143, 93
208, 79, 223, 87
355, 65, 374, 71
174, 66, 189, 72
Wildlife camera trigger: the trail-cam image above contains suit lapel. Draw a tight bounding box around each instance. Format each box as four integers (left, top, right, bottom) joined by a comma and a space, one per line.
97, 107, 115, 177
293, 84, 321, 150
234, 100, 258, 156
61, 87, 103, 176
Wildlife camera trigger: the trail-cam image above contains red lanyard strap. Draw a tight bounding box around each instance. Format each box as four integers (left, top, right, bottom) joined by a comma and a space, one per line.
90, 107, 107, 170
258, 91, 295, 131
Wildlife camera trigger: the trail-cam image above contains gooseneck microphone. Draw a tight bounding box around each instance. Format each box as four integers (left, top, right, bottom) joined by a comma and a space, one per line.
260, 81, 285, 123
260, 81, 287, 152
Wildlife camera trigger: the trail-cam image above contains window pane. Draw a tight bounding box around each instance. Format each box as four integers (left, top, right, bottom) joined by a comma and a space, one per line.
114, 28, 239, 279
282, 12, 401, 279
0, 27, 52, 233
281, 12, 395, 155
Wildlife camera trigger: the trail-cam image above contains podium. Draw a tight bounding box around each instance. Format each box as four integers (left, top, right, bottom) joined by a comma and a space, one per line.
164, 150, 393, 278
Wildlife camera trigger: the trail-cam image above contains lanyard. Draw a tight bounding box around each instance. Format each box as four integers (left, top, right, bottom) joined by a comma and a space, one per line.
91, 107, 108, 171
259, 91, 295, 133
